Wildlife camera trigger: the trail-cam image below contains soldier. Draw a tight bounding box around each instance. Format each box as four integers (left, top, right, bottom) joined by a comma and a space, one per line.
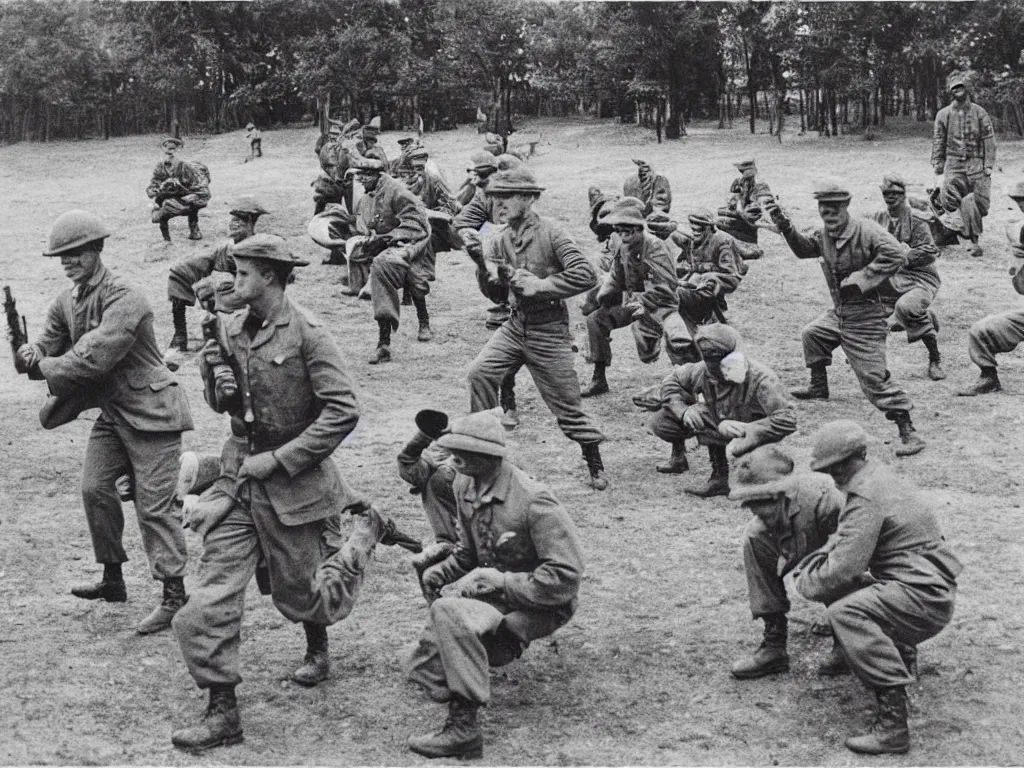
958, 181, 1024, 395
765, 179, 925, 456
360, 116, 388, 164
649, 324, 796, 496
793, 421, 962, 755
405, 412, 584, 760
165, 196, 269, 359
465, 167, 608, 490
406, 145, 462, 255
398, 410, 459, 549
869, 173, 945, 380
244, 122, 262, 162
931, 72, 995, 258
717, 157, 772, 260
146, 137, 211, 242
579, 197, 688, 397
345, 155, 432, 360
15, 211, 194, 634
170, 234, 420, 752
727, 445, 843, 679
623, 158, 671, 216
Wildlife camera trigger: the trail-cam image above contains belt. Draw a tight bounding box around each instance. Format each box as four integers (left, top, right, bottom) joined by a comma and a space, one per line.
512, 300, 566, 325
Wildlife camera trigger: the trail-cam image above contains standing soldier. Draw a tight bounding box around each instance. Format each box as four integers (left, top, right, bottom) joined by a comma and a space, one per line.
765, 179, 925, 456
793, 421, 962, 755
869, 174, 945, 380
623, 159, 672, 216
717, 158, 772, 260
15, 211, 194, 634
146, 137, 211, 242
465, 167, 608, 490
958, 181, 1024, 395
649, 324, 796, 496
170, 234, 420, 753
727, 445, 842, 679
165, 196, 269, 358
579, 197, 687, 397
244, 122, 262, 162
405, 412, 584, 760
345, 155, 432, 360
931, 71, 995, 258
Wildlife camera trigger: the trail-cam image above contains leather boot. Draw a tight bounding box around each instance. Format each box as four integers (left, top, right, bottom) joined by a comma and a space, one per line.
72, 564, 126, 602
137, 577, 188, 635
581, 364, 609, 397
172, 685, 244, 753
417, 322, 434, 342
408, 696, 484, 759
631, 383, 661, 412
322, 247, 347, 266
922, 333, 946, 380
685, 445, 729, 497
188, 220, 203, 241
816, 640, 850, 676
363, 505, 423, 553
500, 408, 520, 430
791, 363, 829, 400
581, 442, 608, 491
656, 442, 689, 474
888, 411, 925, 457
169, 299, 189, 352
159, 220, 171, 242
730, 613, 789, 679
845, 686, 910, 755
290, 623, 330, 687
957, 366, 1001, 396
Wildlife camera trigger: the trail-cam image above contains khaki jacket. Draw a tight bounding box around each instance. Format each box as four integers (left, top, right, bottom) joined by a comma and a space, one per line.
869, 206, 941, 294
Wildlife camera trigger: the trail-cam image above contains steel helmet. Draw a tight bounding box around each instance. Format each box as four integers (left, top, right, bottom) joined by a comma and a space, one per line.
809, 420, 869, 471
43, 210, 112, 257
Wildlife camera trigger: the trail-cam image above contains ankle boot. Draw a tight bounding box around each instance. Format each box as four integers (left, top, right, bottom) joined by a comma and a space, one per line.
500, 408, 520, 430
730, 613, 790, 679
581, 364, 609, 397
159, 220, 171, 242
172, 685, 243, 752
169, 299, 189, 352
957, 366, 1001, 396
791, 363, 829, 400
816, 639, 850, 676
137, 577, 188, 635
408, 696, 484, 759
922, 333, 946, 380
72, 564, 127, 602
888, 411, 925, 456
188, 220, 203, 241
291, 623, 330, 687
656, 442, 689, 474
685, 445, 730, 497
845, 686, 910, 755
581, 442, 608, 491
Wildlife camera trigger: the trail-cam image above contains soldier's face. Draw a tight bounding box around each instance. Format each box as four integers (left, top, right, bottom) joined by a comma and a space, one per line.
356, 171, 381, 191
59, 247, 101, 286
231, 258, 269, 303
951, 85, 967, 103
492, 193, 534, 224
229, 214, 256, 243
448, 449, 502, 479
818, 202, 850, 237
882, 190, 905, 214
163, 145, 177, 160
613, 224, 644, 247
741, 167, 757, 179
743, 498, 781, 528
823, 453, 866, 489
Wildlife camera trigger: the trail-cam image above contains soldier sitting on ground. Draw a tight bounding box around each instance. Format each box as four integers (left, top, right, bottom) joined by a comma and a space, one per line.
147, 137, 211, 242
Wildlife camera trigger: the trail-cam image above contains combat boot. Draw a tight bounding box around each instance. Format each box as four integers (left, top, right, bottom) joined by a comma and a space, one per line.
631, 384, 662, 412
169, 299, 189, 353
816, 640, 850, 676
362, 505, 423, 553
791, 363, 829, 400
408, 696, 484, 759
581, 363, 609, 397
159, 220, 172, 242
888, 411, 925, 457
322, 247, 347, 266
656, 442, 689, 474
71, 564, 127, 602
685, 445, 729, 498
290, 622, 330, 687
957, 366, 1001, 396
500, 408, 520, 430
922, 333, 946, 380
417, 322, 434, 342
581, 442, 608, 491
137, 577, 188, 635
171, 685, 243, 753
730, 613, 790, 679
188, 221, 203, 241
844, 686, 910, 755
368, 345, 391, 365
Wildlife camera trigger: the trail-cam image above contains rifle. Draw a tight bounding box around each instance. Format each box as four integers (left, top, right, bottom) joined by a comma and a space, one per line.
199, 297, 255, 451
4, 286, 43, 380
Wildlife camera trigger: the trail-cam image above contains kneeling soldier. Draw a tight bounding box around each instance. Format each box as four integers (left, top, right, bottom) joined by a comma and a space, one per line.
793, 420, 963, 755
405, 412, 584, 759
650, 324, 796, 497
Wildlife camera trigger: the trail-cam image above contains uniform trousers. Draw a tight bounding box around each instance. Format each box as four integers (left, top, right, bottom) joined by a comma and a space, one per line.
968, 308, 1024, 368
153, 198, 202, 225
365, 250, 432, 330
586, 305, 690, 366
882, 285, 938, 344
939, 157, 991, 242
167, 254, 223, 306
468, 315, 604, 445
649, 403, 726, 447
81, 413, 187, 579
801, 305, 913, 413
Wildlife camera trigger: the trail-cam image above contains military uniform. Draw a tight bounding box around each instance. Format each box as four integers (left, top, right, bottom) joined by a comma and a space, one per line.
623, 159, 671, 216
398, 430, 459, 545
870, 206, 940, 342
962, 242, 1024, 392
718, 159, 772, 249
146, 140, 210, 241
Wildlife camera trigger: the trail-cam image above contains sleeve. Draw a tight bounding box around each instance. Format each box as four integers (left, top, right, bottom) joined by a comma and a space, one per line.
637, 238, 679, 310
931, 110, 947, 170
651, 175, 672, 214
980, 107, 996, 170
37, 284, 146, 394
846, 226, 908, 292
386, 189, 431, 245
453, 193, 491, 231
271, 326, 361, 477
1012, 263, 1024, 296
429, 499, 477, 585
146, 163, 167, 199
182, 164, 210, 203
476, 234, 511, 305
31, 297, 72, 359
503, 490, 584, 610
530, 225, 598, 300
777, 220, 824, 260
397, 430, 438, 490
794, 497, 883, 603
661, 364, 701, 409
709, 236, 742, 293
728, 376, 797, 456
905, 215, 938, 268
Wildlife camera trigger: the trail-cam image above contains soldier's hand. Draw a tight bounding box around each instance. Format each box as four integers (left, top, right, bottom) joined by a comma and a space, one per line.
16, 344, 41, 370
682, 406, 705, 432
838, 278, 862, 299
200, 338, 223, 366
421, 563, 449, 603
509, 269, 545, 298
238, 452, 280, 481
717, 419, 747, 440
625, 300, 646, 320
454, 567, 504, 598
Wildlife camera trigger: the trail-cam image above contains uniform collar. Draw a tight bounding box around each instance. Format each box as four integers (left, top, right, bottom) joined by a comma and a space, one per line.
508, 210, 540, 237
461, 460, 514, 510
833, 218, 857, 249
231, 296, 293, 348
71, 265, 108, 302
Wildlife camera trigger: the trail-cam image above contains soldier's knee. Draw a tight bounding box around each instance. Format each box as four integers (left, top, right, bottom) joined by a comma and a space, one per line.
429, 597, 468, 629
81, 479, 111, 510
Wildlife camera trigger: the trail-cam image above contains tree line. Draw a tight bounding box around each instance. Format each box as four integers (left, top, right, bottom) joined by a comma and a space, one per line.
2, 0, 1023, 145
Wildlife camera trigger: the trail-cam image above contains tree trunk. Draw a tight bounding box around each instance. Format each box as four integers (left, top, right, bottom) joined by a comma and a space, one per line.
799, 88, 806, 134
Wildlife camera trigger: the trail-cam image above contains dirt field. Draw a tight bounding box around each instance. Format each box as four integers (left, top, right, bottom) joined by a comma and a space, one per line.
2, 116, 1024, 766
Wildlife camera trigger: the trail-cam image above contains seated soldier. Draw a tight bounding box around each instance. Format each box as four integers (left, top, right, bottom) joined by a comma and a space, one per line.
624, 159, 672, 216
649, 324, 796, 497
579, 197, 688, 397
717, 158, 772, 260
147, 137, 211, 242
727, 445, 843, 679
405, 412, 584, 760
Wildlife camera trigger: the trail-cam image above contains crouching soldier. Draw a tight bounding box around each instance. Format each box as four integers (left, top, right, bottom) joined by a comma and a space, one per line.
405, 412, 584, 759
727, 445, 843, 679
649, 324, 796, 497
792, 420, 963, 755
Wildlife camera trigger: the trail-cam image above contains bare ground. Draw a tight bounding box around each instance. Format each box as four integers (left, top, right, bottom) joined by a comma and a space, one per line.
1, 116, 1023, 765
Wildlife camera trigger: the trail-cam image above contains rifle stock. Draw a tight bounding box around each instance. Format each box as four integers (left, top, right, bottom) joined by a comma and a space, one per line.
4, 285, 43, 380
